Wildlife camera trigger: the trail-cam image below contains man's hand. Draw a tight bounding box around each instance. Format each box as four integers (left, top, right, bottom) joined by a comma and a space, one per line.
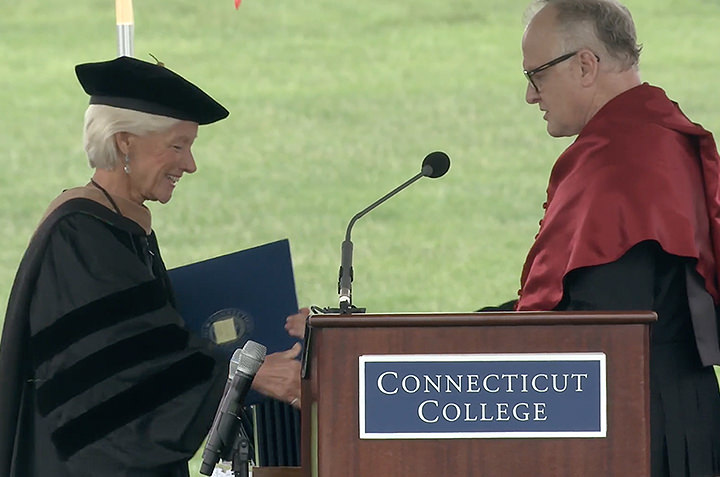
285, 307, 310, 340
250, 342, 302, 408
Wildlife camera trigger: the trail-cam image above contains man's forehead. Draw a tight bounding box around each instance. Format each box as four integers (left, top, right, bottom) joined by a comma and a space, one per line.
522, 6, 558, 65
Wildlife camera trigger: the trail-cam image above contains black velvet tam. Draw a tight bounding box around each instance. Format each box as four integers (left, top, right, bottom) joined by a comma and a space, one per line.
75, 56, 229, 125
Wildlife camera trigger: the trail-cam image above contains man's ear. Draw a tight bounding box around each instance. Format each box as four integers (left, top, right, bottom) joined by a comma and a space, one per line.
578, 49, 600, 87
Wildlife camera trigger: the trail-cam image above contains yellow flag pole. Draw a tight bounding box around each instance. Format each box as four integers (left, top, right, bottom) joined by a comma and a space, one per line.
115, 0, 134, 57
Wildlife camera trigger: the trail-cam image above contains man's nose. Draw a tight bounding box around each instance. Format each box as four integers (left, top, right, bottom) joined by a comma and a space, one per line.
525, 82, 540, 104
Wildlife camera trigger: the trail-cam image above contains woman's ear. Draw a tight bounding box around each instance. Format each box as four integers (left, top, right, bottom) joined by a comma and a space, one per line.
114, 132, 131, 156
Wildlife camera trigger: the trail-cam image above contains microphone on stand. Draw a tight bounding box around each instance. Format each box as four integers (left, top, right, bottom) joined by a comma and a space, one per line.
228, 347, 242, 380
335, 151, 451, 314
200, 340, 267, 476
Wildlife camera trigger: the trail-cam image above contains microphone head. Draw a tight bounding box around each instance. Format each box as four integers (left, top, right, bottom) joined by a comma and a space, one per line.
237, 340, 267, 376
228, 348, 243, 379
421, 151, 450, 178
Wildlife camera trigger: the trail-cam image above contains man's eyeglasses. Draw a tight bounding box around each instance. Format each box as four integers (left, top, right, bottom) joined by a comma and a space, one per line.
524, 51, 578, 93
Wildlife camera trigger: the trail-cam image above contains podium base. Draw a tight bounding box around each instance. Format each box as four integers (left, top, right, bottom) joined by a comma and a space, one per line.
251, 467, 301, 477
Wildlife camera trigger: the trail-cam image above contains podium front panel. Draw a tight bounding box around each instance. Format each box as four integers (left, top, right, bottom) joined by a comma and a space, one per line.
301, 312, 653, 477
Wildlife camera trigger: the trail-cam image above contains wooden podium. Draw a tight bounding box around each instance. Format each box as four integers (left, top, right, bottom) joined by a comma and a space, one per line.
300, 311, 655, 477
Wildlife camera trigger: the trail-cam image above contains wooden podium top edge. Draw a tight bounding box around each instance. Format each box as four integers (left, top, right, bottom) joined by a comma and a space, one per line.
307, 311, 657, 328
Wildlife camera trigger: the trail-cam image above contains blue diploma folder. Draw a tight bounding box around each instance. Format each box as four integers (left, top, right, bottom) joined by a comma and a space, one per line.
168, 238, 300, 362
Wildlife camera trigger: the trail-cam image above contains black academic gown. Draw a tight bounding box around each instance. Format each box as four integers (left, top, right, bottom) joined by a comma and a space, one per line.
559, 240, 720, 477
0, 198, 227, 477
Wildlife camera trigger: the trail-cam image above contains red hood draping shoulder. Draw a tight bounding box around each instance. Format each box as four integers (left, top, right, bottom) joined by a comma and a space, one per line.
517, 83, 720, 311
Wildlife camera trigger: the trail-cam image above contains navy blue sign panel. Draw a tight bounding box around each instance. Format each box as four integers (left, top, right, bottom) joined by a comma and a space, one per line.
359, 353, 606, 439
169, 239, 299, 358
169, 239, 300, 405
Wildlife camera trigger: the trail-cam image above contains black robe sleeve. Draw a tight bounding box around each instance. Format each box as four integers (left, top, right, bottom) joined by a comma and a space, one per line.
557, 240, 657, 311
556, 240, 696, 346
2, 201, 227, 477
476, 242, 665, 313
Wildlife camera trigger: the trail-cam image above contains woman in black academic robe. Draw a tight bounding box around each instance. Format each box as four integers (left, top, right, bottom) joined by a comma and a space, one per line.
0, 56, 303, 477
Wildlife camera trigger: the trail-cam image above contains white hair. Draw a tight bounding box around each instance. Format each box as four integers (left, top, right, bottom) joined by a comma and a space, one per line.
525, 0, 642, 71
83, 104, 182, 169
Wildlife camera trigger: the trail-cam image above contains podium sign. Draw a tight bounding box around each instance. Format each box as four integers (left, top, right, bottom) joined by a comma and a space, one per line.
360, 352, 606, 438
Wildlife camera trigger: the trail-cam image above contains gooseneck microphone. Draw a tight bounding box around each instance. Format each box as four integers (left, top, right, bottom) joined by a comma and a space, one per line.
200, 340, 267, 476
337, 151, 450, 313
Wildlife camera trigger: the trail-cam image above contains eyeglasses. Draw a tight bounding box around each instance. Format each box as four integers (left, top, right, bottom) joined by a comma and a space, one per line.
524, 51, 578, 93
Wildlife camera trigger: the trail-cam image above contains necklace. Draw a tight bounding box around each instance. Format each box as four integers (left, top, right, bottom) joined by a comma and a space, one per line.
90, 179, 123, 216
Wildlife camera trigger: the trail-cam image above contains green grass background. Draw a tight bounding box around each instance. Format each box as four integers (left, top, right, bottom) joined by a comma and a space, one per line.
1, 0, 719, 475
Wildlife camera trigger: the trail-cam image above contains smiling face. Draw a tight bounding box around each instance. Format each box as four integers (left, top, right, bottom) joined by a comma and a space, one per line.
122, 120, 199, 204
